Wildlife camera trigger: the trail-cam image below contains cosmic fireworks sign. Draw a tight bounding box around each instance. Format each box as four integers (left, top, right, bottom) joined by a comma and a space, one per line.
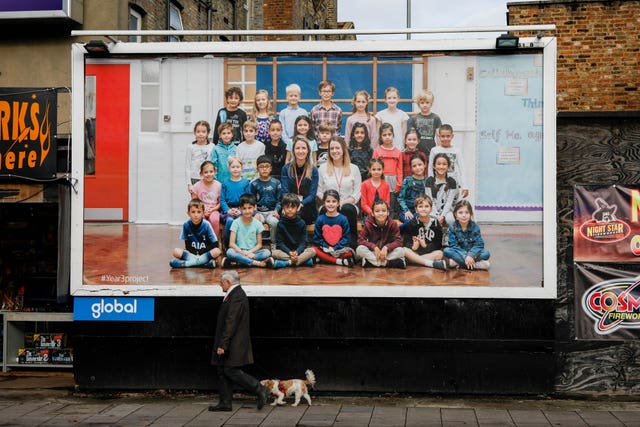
574, 185, 640, 339
0, 88, 57, 179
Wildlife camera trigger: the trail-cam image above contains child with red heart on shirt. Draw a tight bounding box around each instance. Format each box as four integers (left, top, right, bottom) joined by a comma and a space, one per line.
312, 189, 355, 267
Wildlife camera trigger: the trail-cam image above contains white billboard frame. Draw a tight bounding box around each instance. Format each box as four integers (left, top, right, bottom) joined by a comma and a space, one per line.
70, 32, 557, 299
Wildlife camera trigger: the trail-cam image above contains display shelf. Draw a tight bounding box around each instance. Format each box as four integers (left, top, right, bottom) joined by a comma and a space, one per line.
1, 311, 73, 372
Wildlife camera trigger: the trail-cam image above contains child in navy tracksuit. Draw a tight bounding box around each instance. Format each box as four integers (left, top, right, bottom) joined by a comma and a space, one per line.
170, 199, 222, 268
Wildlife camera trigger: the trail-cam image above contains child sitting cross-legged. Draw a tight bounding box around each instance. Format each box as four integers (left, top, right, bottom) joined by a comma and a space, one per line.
312, 189, 355, 267
221, 193, 274, 269
402, 195, 447, 271
356, 199, 406, 268
272, 193, 317, 269
170, 198, 222, 269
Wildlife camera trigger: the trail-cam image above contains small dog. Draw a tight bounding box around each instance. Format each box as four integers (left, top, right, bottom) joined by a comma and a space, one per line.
260, 369, 316, 406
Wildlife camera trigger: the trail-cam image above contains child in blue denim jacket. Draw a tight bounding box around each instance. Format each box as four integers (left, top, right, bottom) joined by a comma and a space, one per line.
443, 200, 490, 270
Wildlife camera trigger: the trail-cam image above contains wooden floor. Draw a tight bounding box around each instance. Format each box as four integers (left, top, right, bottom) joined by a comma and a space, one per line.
83, 223, 543, 288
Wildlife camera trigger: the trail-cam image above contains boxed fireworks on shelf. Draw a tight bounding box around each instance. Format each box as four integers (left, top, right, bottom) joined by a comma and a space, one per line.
18, 348, 51, 364
25, 332, 66, 349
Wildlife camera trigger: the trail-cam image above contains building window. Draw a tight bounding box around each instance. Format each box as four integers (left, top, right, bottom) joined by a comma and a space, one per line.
140, 61, 160, 132
129, 8, 142, 43
169, 2, 183, 42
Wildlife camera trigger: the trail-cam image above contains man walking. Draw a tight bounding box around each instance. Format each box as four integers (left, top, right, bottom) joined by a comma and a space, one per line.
209, 270, 270, 411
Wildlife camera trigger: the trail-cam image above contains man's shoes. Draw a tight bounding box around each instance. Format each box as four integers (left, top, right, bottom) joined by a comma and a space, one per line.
256, 385, 269, 410
344, 257, 354, 268
220, 257, 230, 268
264, 257, 275, 268
433, 259, 447, 271
208, 403, 232, 412
203, 259, 216, 269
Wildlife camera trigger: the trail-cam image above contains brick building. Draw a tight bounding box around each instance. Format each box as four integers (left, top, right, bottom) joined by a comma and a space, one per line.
508, 0, 640, 395
508, 0, 639, 112
251, 0, 338, 40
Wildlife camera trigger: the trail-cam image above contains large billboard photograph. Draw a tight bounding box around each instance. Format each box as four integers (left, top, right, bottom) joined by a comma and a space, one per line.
70, 36, 557, 298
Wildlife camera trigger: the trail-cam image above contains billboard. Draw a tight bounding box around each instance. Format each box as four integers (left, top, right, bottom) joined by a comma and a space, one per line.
70, 36, 557, 298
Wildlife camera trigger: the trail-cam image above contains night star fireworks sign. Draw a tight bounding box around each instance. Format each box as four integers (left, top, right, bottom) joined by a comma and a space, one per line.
0, 88, 57, 179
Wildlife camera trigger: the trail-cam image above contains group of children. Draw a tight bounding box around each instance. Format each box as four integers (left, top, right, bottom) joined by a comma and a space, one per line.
171, 81, 490, 272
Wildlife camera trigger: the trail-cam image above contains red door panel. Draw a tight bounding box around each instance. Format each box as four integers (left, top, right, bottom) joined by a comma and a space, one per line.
84, 64, 130, 221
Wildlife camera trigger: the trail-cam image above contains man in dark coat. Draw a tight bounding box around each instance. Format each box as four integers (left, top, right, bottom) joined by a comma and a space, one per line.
209, 270, 270, 411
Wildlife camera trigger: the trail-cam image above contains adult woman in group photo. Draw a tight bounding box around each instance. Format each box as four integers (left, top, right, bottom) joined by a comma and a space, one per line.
317, 136, 362, 248
280, 136, 319, 225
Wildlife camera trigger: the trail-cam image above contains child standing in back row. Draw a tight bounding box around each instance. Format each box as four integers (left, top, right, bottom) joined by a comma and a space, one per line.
185, 120, 214, 194
212, 86, 247, 145
375, 87, 409, 151
310, 80, 342, 138
345, 90, 378, 148
407, 89, 442, 158
280, 83, 307, 146
250, 89, 273, 145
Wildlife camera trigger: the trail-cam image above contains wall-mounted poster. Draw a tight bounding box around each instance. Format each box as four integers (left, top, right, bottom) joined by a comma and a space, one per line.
0, 88, 57, 180
575, 263, 640, 339
574, 185, 640, 263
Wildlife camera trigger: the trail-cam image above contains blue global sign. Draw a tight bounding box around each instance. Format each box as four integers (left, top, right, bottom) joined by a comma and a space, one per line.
74, 297, 154, 321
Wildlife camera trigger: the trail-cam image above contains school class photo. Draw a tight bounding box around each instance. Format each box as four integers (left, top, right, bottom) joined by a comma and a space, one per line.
82, 47, 547, 295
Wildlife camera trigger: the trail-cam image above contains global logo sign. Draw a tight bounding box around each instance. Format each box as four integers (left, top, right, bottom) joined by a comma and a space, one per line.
582, 278, 640, 334
74, 297, 154, 321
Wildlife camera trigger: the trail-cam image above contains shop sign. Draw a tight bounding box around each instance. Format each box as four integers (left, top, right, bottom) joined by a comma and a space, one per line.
0, 88, 57, 180
74, 297, 155, 321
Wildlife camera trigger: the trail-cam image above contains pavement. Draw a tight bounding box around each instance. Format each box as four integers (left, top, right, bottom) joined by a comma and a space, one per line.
1, 372, 640, 426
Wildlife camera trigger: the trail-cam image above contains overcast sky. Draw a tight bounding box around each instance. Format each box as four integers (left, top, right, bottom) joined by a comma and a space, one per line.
337, 0, 510, 39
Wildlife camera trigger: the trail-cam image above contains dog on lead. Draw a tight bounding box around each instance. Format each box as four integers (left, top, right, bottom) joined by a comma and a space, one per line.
260, 369, 316, 406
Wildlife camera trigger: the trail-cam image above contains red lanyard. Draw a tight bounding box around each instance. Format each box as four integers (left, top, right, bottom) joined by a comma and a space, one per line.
293, 164, 307, 194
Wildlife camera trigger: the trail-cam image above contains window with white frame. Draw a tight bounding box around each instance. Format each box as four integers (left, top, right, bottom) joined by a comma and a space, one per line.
128, 8, 142, 43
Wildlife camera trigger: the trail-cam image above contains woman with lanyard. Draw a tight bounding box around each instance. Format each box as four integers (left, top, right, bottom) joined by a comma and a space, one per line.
280, 135, 319, 225
317, 136, 362, 248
